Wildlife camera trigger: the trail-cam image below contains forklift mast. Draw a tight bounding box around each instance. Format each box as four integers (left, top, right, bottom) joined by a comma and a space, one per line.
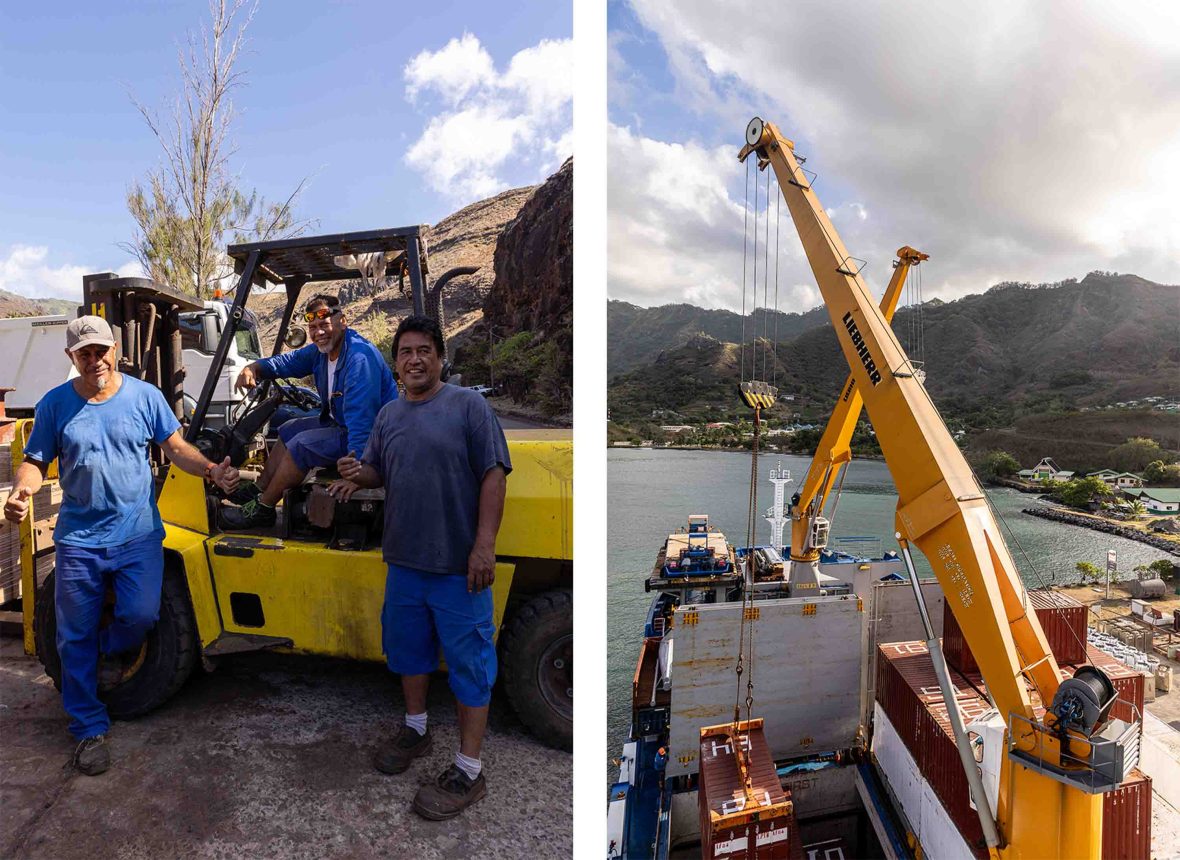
80, 273, 203, 466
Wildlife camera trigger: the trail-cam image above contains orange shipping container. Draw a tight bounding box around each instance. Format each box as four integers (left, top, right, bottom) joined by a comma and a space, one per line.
698, 719, 802, 860
942, 589, 1088, 675
876, 642, 1152, 860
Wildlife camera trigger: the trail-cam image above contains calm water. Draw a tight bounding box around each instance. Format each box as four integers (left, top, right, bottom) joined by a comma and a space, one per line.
606, 447, 1165, 778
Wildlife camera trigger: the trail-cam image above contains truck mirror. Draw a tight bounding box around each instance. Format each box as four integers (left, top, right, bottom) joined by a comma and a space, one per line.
285, 326, 307, 348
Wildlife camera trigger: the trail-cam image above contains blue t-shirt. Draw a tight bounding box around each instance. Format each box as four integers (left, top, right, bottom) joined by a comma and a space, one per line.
363, 384, 512, 575
24, 376, 181, 547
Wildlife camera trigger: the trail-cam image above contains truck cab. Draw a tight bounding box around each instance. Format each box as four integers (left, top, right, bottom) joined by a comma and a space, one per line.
177, 301, 263, 429
0, 301, 257, 432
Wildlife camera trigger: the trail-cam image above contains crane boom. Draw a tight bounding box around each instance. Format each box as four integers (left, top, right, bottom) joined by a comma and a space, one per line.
741, 118, 1112, 858
788, 245, 927, 591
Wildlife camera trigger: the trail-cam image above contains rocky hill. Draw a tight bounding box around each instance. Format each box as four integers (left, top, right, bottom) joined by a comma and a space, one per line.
453, 159, 573, 415
608, 300, 829, 377
251, 184, 539, 351
0, 288, 79, 318
609, 273, 1180, 431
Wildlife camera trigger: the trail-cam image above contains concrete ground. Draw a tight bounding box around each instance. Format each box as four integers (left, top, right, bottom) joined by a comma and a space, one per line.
0, 636, 570, 859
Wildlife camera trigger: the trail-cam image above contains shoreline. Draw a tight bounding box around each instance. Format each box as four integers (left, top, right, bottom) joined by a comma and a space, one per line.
608, 444, 885, 460
1022, 506, 1180, 557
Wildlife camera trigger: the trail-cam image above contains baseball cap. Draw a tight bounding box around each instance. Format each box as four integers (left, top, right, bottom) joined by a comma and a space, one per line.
66, 316, 116, 352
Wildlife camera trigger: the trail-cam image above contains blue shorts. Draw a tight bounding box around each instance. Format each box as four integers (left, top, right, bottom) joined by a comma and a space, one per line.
382, 564, 497, 708
277, 416, 348, 472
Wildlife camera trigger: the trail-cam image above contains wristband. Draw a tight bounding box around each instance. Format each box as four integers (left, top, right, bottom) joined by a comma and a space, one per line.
204, 462, 216, 480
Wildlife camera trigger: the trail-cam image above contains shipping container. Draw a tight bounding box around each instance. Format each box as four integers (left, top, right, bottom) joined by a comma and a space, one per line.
698, 719, 802, 860
875, 642, 1152, 859
942, 589, 1087, 674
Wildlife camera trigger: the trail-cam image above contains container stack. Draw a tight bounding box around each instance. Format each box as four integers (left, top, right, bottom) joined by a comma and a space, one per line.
698, 719, 802, 860
875, 641, 1152, 860
942, 589, 1088, 674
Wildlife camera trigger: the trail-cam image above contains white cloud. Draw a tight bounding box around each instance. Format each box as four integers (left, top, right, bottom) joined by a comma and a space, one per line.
0, 245, 141, 302
404, 33, 495, 106
403, 35, 572, 201
615, 0, 1180, 303
608, 124, 822, 313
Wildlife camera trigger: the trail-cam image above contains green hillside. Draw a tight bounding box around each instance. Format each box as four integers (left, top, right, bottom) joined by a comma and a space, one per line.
608, 300, 829, 377
609, 273, 1180, 459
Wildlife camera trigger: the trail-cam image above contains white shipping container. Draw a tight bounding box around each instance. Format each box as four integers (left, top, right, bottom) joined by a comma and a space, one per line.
871, 704, 975, 860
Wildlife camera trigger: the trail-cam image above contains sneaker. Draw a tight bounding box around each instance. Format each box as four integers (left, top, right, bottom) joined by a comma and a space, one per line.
225, 480, 262, 505
412, 764, 487, 820
373, 725, 432, 775
218, 498, 276, 530
73, 734, 110, 776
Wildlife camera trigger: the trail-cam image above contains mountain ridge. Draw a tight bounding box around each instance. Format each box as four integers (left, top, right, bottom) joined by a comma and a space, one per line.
609, 273, 1180, 428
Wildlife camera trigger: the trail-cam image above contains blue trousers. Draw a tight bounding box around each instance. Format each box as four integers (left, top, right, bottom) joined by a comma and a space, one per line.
54, 534, 164, 739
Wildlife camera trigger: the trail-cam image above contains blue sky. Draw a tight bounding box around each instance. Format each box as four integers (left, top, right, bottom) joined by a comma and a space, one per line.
0, 0, 571, 299
607, 0, 1180, 313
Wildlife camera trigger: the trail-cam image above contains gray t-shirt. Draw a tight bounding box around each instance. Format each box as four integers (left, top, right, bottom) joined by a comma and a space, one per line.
363, 383, 512, 574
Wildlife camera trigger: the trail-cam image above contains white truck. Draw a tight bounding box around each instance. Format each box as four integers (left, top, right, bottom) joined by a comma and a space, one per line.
0, 301, 262, 428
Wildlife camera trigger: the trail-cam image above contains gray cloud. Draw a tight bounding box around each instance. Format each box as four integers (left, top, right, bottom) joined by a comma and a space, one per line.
611, 0, 1180, 310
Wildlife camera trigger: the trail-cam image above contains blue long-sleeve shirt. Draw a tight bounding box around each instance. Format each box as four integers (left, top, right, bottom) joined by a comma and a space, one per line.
255, 328, 397, 457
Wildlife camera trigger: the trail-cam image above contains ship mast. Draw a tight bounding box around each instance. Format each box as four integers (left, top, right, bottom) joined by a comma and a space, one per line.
763, 462, 792, 551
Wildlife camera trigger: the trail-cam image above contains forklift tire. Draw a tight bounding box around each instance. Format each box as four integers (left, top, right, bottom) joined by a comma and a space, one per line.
500, 589, 572, 751
32, 562, 199, 719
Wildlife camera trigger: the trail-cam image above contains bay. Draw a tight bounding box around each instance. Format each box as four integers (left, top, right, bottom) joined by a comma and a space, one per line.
606, 447, 1166, 777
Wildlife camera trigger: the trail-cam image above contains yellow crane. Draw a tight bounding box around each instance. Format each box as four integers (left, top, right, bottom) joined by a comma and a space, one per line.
741, 117, 1134, 858
787, 244, 927, 593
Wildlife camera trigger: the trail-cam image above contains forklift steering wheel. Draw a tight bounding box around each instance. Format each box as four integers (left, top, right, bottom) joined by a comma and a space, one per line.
270, 378, 317, 411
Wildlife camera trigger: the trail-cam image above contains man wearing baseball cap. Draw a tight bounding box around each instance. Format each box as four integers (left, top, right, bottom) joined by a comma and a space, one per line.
2, 315, 241, 776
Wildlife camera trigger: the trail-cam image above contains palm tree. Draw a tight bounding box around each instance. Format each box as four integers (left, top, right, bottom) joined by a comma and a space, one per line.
1128, 500, 1147, 520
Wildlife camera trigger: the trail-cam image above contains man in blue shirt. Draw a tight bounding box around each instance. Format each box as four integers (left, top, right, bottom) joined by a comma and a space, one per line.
220, 293, 397, 529
332, 315, 511, 820
2, 316, 240, 776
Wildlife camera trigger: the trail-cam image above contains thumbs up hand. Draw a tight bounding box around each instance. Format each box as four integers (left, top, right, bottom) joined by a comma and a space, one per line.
4, 486, 32, 524
209, 456, 240, 494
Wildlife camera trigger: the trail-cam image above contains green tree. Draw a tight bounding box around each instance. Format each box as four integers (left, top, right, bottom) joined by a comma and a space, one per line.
121, 0, 311, 298
1109, 437, 1167, 473
978, 450, 1021, 481
1148, 559, 1176, 579
1075, 561, 1103, 584
1055, 476, 1114, 508
1127, 500, 1147, 519
1143, 460, 1180, 486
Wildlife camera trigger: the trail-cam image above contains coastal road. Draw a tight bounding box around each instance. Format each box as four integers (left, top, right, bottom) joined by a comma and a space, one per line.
497, 414, 550, 430
0, 636, 570, 860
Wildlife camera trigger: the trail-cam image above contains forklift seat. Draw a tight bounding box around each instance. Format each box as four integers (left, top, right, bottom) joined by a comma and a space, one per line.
303, 466, 386, 501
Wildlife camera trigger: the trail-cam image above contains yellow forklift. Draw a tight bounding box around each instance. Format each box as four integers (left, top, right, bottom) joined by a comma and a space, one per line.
17, 227, 573, 749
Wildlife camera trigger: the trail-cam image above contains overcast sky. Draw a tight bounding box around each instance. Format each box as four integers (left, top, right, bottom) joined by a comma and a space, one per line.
0, 1, 571, 300
608, 0, 1180, 313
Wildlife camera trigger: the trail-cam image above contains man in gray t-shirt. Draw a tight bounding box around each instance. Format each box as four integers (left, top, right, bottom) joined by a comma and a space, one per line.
332, 315, 510, 821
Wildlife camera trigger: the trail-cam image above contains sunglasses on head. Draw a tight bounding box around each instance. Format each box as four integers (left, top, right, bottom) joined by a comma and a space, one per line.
303, 307, 340, 323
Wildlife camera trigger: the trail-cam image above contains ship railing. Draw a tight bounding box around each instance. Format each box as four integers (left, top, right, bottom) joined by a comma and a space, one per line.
829, 535, 883, 560
1006, 703, 1141, 795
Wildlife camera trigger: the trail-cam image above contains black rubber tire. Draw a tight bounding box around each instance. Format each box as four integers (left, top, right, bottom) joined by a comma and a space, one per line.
33, 561, 199, 719
500, 589, 572, 751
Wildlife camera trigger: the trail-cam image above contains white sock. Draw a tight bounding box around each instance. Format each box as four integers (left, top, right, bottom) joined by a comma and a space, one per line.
405, 711, 428, 736
455, 751, 482, 780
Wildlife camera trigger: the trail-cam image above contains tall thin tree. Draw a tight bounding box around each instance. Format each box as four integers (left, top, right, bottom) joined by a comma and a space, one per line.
122, 0, 311, 298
